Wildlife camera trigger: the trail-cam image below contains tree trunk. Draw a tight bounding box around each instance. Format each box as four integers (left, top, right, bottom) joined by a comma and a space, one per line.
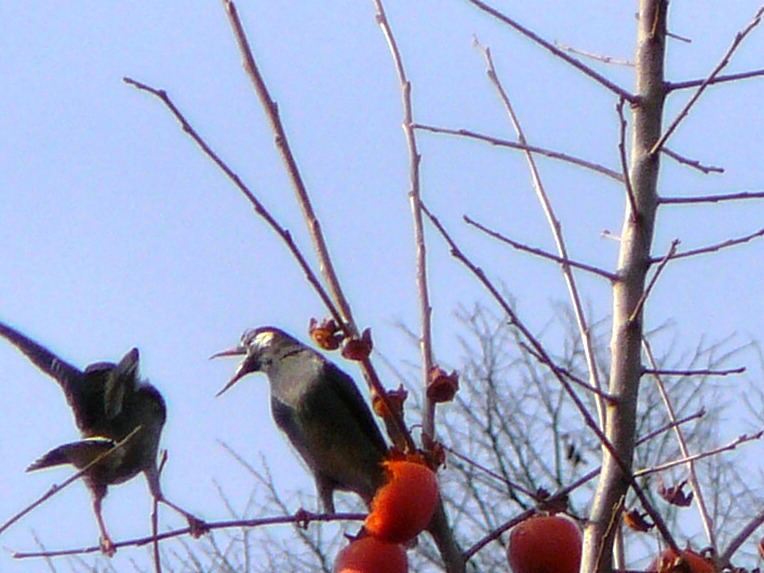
581, 1, 667, 572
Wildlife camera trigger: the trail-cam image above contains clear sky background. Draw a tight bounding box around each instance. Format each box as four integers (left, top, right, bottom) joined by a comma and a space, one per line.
1, 1, 763, 571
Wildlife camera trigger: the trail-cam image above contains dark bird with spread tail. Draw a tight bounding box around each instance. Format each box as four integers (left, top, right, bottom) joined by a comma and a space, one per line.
212, 326, 388, 512
0, 320, 206, 555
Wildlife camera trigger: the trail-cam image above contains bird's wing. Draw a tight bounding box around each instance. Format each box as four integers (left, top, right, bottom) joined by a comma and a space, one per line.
104, 348, 140, 419
320, 362, 389, 455
0, 320, 85, 400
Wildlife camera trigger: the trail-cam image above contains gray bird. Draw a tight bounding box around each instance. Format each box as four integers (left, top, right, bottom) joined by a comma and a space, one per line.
0, 320, 206, 555
213, 326, 388, 512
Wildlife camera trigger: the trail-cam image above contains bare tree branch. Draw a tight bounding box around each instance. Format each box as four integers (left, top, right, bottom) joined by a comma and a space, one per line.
371, 0, 437, 443
642, 338, 715, 547
650, 5, 764, 155
667, 68, 764, 91
464, 216, 618, 281
221, 0, 355, 333
586, 1, 671, 569
462, 0, 637, 101
643, 366, 745, 377
660, 190, 764, 205
413, 123, 624, 182
123, 77, 346, 331
661, 147, 725, 174
554, 41, 634, 67
0, 426, 144, 538
634, 431, 763, 477
629, 239, 679, 324
654, 227, 764, 262
422, 202, 677, 555
617, 98, 639, 219
476, 41, 607, 428
220, 0, 415, 454
13, 512, 365, 560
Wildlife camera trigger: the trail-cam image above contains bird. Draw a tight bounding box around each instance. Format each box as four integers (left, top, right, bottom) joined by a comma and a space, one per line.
212, 326, 389, 512
0, 320, 207, 556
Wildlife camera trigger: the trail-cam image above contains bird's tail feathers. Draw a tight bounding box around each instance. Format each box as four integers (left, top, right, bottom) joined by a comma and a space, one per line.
26, 437, 118, 472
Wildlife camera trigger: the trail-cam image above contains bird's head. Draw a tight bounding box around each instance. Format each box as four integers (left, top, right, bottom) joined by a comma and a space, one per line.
211, 327, 295, 397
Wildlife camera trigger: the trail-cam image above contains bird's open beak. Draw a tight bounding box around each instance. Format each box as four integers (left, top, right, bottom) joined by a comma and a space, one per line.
210, 345, 257, 397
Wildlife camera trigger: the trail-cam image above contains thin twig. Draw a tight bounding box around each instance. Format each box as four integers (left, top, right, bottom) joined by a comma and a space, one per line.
221, 0, 354, 331
655, 227, 764, 262
123, 77, 345, 331
642, 338, 715, 547
628, 239, 679, 324
520, 342, 617, 402
659, 190, 764, 205
635, 408, 706, 446
0, 426, 143, 537
219, 0, 416, 453
13, 512, 366, 560
617, 98, 639, 220
464, 408, 704, 559
642, 366, 745, 377
444, 446, 537, 499
634, 431, 763, 477
554, 41, 634, 67
464, 216, 618, 281
462, 0, 637, 102
372, 0, 437, 442
464, 418, 710, 562
125, 72, 414, 452
661, 147, 725, 174
476, 41, 607, 427
413, 123, 624, 182
422, 202, 678, 551
650, 5, 764, 155
667, 68, 764, 91
722, 507, 764, 562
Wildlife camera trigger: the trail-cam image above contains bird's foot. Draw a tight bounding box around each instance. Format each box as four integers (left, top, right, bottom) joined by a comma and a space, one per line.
99, 536, 117, 557
294, 508, 315, 529
186, 515, 209, 538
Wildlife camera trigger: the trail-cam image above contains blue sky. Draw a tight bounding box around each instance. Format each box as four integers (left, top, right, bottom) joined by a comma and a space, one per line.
1, 1, 763, 570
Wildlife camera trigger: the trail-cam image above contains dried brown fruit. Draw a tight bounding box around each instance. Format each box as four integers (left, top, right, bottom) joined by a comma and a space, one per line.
658, 478, 694, 507
372, 386, 408, 419
309, 317, 344, 351
426, 367, 459, 403
341, 328, 373, 361
623, 508, 654, 532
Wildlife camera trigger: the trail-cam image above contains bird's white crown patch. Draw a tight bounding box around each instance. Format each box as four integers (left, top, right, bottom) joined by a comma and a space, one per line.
254, 331, 276, 349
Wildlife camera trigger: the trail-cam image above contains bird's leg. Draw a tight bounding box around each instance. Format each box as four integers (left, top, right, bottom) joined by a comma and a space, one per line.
158, 497, 208, 538
317, 479, 336, 514
92, 492, 116, 557
145, 468, 208, 538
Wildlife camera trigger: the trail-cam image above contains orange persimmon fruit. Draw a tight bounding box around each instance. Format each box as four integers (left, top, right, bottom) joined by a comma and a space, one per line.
507, 514, 582, 573
652, 548, 714, 573
364, 459, 439, 543
334, 537, 408, 573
